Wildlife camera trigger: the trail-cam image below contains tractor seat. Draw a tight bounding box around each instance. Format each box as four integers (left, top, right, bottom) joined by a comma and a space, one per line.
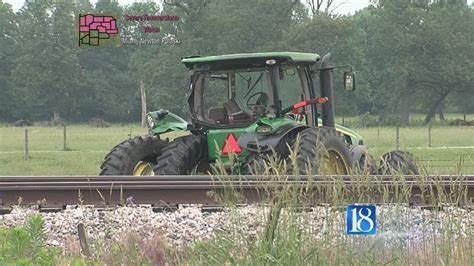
208, 107, 228, 124
223, 99, 251, 121
223, 99, 241, 114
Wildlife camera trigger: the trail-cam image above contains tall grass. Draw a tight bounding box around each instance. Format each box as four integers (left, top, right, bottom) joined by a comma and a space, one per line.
186, 144, 473, 265
0, 136, 472, 265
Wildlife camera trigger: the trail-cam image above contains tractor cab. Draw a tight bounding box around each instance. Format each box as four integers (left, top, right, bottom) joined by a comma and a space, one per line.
183, 52, 324, 130
180, 52, 359, 165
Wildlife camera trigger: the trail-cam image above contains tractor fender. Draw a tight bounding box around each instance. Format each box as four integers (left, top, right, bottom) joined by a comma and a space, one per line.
238, 124, 309, 153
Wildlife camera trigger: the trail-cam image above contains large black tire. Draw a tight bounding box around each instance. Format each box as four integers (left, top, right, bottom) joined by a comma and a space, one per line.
292, 127, 352, 175
350, 145, 377, 175
100, 135, 168, 175
378, 150, 419, 175
244, 129, 300, 175
154, 135, 208, 175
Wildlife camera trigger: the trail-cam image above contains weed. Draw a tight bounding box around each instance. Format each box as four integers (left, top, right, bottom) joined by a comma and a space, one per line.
0, 215, 60, 265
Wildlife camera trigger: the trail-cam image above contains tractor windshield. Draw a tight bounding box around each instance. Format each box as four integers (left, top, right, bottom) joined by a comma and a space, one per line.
192, 64, 310, 127
194, 69, 272, 126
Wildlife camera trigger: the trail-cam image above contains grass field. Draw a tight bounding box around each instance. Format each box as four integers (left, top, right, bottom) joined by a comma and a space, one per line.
0, 124, 473, 175
335, 113, 474, 128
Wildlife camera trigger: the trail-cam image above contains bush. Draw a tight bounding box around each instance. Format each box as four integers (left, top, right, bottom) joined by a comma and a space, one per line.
0, 215, 60, 265
88, 117, 111, 128
357, 112, 380, 127
379, 114, 400, 126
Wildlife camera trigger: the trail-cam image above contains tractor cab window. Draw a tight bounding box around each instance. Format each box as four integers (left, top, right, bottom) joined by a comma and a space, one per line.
278, 66, 305, 109
234, 70, 271, 116
202, 73, 229, 118
199, 69, 271, 125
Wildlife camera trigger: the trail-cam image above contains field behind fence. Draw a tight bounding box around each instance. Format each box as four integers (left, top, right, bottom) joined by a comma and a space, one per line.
0, 124, 473, 175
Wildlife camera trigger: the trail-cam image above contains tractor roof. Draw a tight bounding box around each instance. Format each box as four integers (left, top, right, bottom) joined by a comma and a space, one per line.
182, 52, 320, 69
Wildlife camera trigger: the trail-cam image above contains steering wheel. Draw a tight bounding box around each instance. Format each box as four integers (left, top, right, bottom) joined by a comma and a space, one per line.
246, 92, 268, 109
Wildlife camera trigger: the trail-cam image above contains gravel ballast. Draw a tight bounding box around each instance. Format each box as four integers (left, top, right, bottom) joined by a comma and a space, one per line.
0, 205, 472, 251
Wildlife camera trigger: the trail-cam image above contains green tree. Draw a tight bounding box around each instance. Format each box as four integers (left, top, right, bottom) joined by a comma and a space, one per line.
75, 0, 138, 122
363, 0, 473, 124
415, 3, 474, 123
0, 1, 17, 121
285, 13, 369, 116
11, 0, 86, 121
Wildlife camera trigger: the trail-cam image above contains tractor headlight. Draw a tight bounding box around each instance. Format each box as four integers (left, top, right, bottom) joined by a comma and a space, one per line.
265, 59, 277, 65
146, 115, 155, 128
256, 125, 272, 134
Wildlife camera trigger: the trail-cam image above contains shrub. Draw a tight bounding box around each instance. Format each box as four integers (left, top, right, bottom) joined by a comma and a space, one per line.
0, 215, 60, 265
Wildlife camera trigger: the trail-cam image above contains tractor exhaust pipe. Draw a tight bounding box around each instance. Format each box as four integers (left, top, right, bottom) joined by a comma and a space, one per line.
319, 53, 335, 128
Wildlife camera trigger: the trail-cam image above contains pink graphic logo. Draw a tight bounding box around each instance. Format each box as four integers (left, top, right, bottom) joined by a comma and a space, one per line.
78, 14, 119, 47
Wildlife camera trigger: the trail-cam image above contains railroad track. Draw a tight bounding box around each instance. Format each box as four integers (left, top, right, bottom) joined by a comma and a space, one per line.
1, 175, 473, 211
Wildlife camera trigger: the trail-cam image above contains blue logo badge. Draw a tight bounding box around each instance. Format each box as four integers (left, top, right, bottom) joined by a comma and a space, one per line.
347, 205, 376, 235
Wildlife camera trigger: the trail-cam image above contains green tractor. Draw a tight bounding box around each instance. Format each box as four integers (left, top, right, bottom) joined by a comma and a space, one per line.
100, 52, 418, 176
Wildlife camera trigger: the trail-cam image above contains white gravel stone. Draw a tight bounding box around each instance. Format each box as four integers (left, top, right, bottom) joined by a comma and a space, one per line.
0, 204, 472, 251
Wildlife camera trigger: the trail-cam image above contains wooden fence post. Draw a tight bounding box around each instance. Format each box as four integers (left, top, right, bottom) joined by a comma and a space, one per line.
396, 125, 400, 150
140, 80, 147, 128
24, 128, 29, 159
77, 223, 92, 258
63, 123, 67, 151
428, 123, 432, 147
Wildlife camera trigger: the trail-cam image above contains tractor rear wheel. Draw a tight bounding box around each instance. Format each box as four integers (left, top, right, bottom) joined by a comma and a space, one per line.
245, 130, 299, 175
378, 150, 419, 175
291, 127, 352, 175
100, 135, 168, 176
154, 135, 208, 175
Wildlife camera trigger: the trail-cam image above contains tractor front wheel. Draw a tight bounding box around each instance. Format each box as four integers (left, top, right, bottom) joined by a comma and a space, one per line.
100, 135, 168, 176
292, 127, 352, 175
154, 135, 208, 175
350, 145, 377, 175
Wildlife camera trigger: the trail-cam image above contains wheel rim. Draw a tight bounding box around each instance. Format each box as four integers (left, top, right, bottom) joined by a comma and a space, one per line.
321, 150, 349, 175
133, 161, 155, 176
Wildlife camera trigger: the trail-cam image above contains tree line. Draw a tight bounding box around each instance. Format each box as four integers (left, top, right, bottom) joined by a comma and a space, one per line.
0, 0, 472, 125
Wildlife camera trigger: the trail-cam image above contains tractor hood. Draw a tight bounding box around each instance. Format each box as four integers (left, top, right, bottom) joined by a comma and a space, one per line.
320, 119, 364, 145
147, 109, 188, 134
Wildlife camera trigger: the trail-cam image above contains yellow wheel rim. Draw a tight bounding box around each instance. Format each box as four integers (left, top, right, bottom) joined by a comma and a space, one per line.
133, 161, 155, 176
322, 150, 350, 175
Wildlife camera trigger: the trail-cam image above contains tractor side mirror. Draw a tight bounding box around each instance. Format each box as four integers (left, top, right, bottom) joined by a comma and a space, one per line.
344, 71, 356, 91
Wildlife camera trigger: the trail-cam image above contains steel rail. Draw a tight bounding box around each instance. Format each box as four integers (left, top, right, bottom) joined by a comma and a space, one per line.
0, 175, 473, 210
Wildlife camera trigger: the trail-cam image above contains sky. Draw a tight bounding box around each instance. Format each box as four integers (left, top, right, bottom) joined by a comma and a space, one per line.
4, 0, 473, 14
3, 0, 371, 14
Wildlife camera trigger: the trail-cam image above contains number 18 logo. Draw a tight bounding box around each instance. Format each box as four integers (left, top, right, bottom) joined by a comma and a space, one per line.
347, 205, 376, 235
